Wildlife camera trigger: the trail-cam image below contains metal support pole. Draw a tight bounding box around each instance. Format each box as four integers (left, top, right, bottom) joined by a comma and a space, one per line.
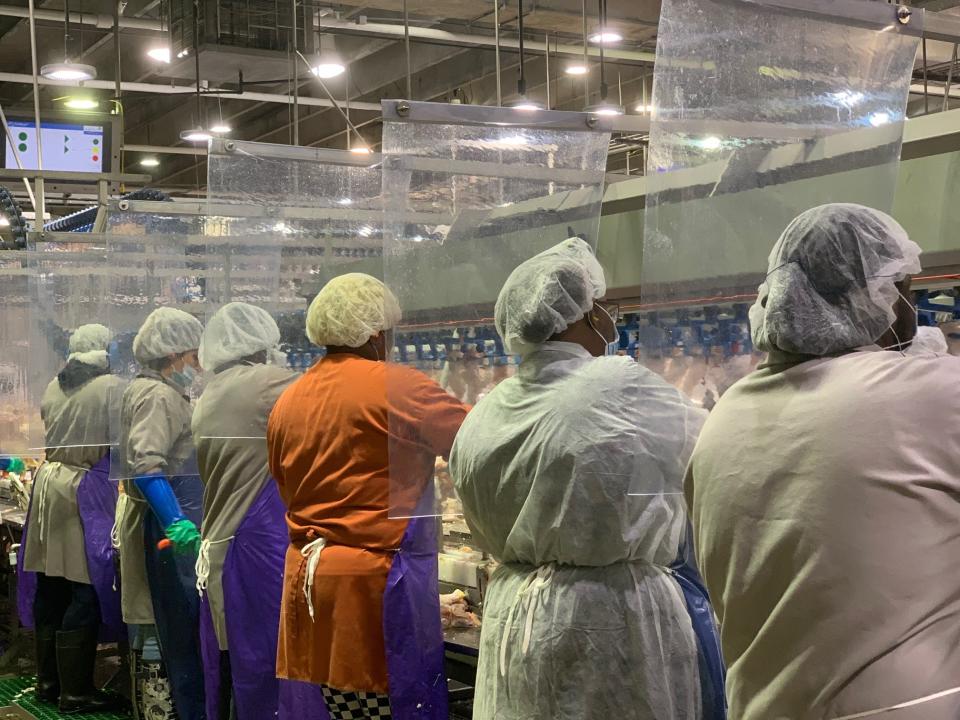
944, 43, 958, 113
35, 178, 44, 232
403, 0, 412, 99
0, 104, 37, 211
494, 0, 502, 106
27, 0, 43, 171
581, 0, 589, 105
292, 0, 299, 145
114, 1, 123, 170
545, 33, 551, 109
923, 36, 930, 115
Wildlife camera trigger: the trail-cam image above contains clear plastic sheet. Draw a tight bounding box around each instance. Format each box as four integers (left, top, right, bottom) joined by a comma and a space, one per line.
382, 105, 610, 520
0, 250, 36, 457
640, 0, 920, 409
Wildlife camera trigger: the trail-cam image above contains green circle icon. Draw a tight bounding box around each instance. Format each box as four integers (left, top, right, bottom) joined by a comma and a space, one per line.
17, 132, 26, 141
18, 143, 27, 153
93, 138, 99, 146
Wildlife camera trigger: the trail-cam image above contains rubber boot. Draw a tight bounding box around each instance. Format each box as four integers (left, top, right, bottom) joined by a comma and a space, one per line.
55, 626, 123, 714
33, 624, 59, 703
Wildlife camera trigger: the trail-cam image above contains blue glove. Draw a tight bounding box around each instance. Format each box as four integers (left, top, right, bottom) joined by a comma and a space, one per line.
134, 474, 186, 530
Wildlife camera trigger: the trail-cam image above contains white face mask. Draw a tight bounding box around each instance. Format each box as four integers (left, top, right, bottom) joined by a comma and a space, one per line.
587, 307, 620, 356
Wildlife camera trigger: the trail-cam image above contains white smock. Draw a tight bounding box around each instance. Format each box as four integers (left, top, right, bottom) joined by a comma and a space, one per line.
449, 341, 706, 720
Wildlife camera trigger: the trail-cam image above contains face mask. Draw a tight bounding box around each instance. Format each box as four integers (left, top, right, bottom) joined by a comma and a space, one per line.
170, 364, 198, 390
587, 309, 620, 357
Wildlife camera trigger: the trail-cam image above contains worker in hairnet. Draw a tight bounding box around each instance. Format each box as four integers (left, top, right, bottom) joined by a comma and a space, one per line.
19, 324, 125, 712
116, 306, 206, 720
191, 302, 298, 720
687, 204, 960, 720
906, 324, 948, 355
268, 273, 468, 720
448, 238, 724, 720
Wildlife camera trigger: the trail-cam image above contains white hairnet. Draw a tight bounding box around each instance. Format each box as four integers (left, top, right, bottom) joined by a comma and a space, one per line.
199, 302, 281, 372
306, 273, 401, 348
67, 323, 111, 368
132, 307, 203, 364
750, 204, 921, 356
495, 237, 607, 356
907, 325, 948, 356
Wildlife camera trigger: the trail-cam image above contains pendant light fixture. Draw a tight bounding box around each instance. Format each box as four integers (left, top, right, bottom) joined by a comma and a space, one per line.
180, 0, 211, 144
585, 0, 623, 115
41, 1, 96, 82
508, 0, 543, 111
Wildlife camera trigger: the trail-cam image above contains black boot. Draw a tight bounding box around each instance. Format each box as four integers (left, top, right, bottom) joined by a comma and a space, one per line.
55, 626, 123, 714
33, 624, 59, 703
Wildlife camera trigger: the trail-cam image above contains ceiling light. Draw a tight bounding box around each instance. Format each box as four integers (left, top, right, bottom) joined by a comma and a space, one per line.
358, 225, 373, 237
40, 62, 97, 82
63, 97, 98, 110
337, 198, 353, 205
312, 62, 346, 79
412, 235, 424, 242
180, 127, 213, 143
176, 48, 190, 59
147, 47, 171, 63
209, 123, 231, 134
586, 103, 624, 116
589, 29, 623, 44
697, 136, 723, 150
868, 112, 891, 127
565, 64, 589, 76
350, 145, 372, 154
0, 216, 9, 228
140, 158, 160, 168
634, 103, 655, 113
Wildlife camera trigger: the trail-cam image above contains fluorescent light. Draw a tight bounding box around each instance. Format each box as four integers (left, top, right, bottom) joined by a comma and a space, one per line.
180, 128, 213, 143
337, 198, 353, 205
412, 235, 424, 242
209, 123, 231, 134
589, 29, 623, 44
565, 64, 589, 76
869, 112, 891, 127
147, 47, 171, 63
0, 216, 9, 228
140, 158, 160, 168
311, 62, 345, 79
63, 97, 98, 110
41, 62, 97, 81
358, 225, 373, 237
350, 145, 371, 154
634, 103, 654, 113
698, 136, 723, 150
176, 49, 190, 59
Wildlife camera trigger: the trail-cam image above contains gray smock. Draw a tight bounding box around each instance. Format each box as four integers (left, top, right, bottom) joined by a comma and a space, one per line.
686, 347, 960, 720
23, 373, 124, 583
191, 363, 296, 649
116, 370, 196, 625
449, 341, 706, 720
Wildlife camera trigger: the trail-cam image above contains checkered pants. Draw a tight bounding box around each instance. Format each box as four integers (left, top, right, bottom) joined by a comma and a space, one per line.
320, 685, 392, 719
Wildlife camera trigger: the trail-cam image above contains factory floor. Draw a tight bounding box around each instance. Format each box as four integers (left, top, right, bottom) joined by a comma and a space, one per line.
0, 676, 129, 719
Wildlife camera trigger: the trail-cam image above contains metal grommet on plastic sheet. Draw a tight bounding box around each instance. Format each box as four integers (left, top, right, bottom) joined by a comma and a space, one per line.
118, 199, 130, 211
224, 140, 237, 153
897, 5, 912, 24
586, 114, 599, 129
397, 101, 411, 117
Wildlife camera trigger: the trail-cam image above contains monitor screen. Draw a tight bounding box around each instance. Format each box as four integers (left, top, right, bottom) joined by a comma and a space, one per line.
4, 119, 107, 173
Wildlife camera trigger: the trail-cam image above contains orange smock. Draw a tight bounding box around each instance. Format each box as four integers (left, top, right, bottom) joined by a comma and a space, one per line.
267, 354, 468, 694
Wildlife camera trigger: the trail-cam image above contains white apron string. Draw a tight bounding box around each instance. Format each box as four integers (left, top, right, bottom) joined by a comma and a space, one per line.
301, 537, 327, 622
831, 685, 960, 720
499, 564, 554, 678
195, 536, 235, 597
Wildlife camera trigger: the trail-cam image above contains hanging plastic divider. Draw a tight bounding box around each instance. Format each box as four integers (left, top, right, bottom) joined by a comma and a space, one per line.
381, 101, 611, 520
27, 234, 117, 459
639, 0, 921, 410
206, 139, 385, 391
0, 248, 37, 457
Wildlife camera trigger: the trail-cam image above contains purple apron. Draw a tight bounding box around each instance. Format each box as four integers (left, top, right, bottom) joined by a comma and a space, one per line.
17, 452, 121, 640
198, 479, 330, 720
382, 514, 449, 720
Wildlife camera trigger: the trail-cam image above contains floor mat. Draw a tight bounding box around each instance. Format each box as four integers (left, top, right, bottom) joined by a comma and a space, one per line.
0, 677, 130, 720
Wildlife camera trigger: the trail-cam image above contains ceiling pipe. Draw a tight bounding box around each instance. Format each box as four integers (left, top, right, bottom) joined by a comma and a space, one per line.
315, 17, 655, 63
0, 72, 381, 111
124, 144, 205, 156
0, 4, 161, 30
